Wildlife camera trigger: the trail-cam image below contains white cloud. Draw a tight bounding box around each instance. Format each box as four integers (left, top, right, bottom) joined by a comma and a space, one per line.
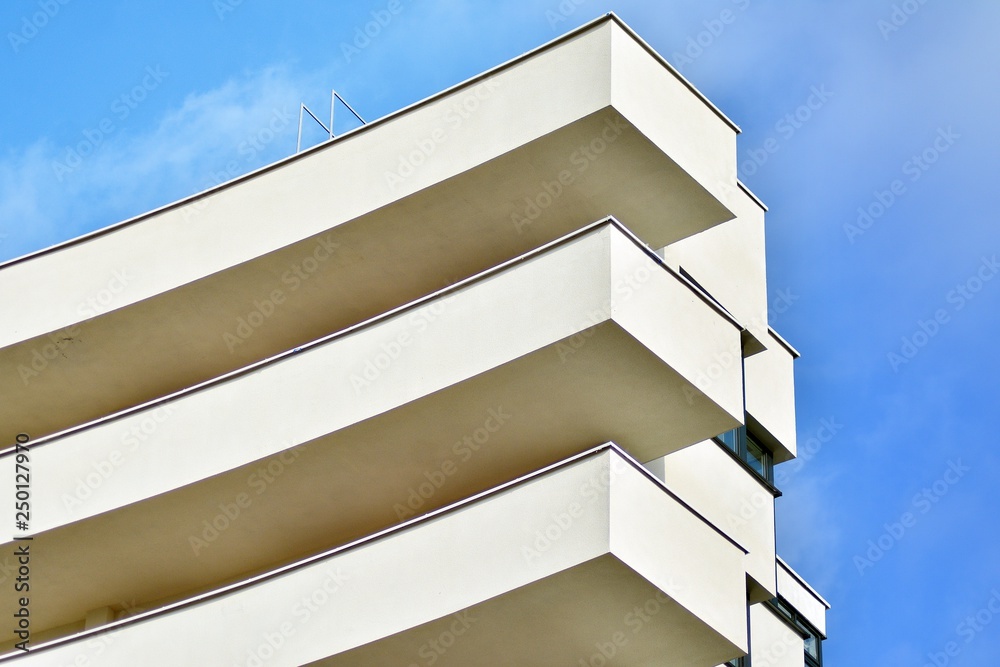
0, 64, 326, 263
0, 141, 60, 252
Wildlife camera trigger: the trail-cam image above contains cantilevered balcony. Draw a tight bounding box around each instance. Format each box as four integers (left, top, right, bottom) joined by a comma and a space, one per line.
0, 15, 743, 446
0, 447, 748, 666
0, 219, 744, 644
651, 439, 778, 603
776, 557, 829, 640
745, 328, 800, 462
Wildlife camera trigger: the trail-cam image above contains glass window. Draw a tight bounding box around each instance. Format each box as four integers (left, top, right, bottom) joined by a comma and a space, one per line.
768, 596, 823, 667
771, 597, 793, 617
804, 628, 822, 665
714, 426, 774, 485
717, 427, 740, 453
745, 433, 772, 483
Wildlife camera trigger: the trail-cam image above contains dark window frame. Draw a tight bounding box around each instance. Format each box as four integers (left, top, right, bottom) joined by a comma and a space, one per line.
764, 596, 824, 667
713, 425, 775, 487
804, 632, 823, 667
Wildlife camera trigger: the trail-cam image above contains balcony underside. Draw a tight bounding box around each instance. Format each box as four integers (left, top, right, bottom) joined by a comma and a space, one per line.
1, 449, 746, 665
0, 224, 744, 639
0, 107, 733, 447
312, 556, 735, 667
3, 322, 738, 639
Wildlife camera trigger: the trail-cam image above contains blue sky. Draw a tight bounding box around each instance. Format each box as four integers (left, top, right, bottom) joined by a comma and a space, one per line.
2, 0, 998, 663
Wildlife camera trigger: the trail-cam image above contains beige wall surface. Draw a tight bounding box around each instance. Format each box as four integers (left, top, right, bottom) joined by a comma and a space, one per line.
652, 439, 777, 600
746, 329, 799, 460
777, 557, 829, 637
0, 13, 828, 663
0, 19, 741, 448
750, 604, 806, 667
3, 449, 747, 666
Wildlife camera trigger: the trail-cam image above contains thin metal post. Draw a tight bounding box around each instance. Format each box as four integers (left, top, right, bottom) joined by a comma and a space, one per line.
333, 91, 366, 124
330, 90, 336, 140
296, 104, 305, 153
296, 91, 365, 153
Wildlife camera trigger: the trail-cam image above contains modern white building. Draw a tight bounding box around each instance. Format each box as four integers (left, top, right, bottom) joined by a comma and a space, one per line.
0, 14, 827, 666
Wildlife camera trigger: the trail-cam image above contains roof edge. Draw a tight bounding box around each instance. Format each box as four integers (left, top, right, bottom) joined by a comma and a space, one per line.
603, 12, 741, 134
0, 215, 742, 458
777, 554, 831, 609
0, 13, 739, 272
768, 326, 801, 359
737, 179, 768, 211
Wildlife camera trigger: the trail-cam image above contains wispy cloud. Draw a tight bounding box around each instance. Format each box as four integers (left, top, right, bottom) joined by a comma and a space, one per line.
0, 140, 60, 254
0, 64, 325, 263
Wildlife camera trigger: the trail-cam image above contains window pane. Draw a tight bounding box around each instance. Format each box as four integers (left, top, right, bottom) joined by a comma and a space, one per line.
771, 598, 791, 617
717, 428, 739, 452
746, 437, 768, 477
804, 633, 819, 658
